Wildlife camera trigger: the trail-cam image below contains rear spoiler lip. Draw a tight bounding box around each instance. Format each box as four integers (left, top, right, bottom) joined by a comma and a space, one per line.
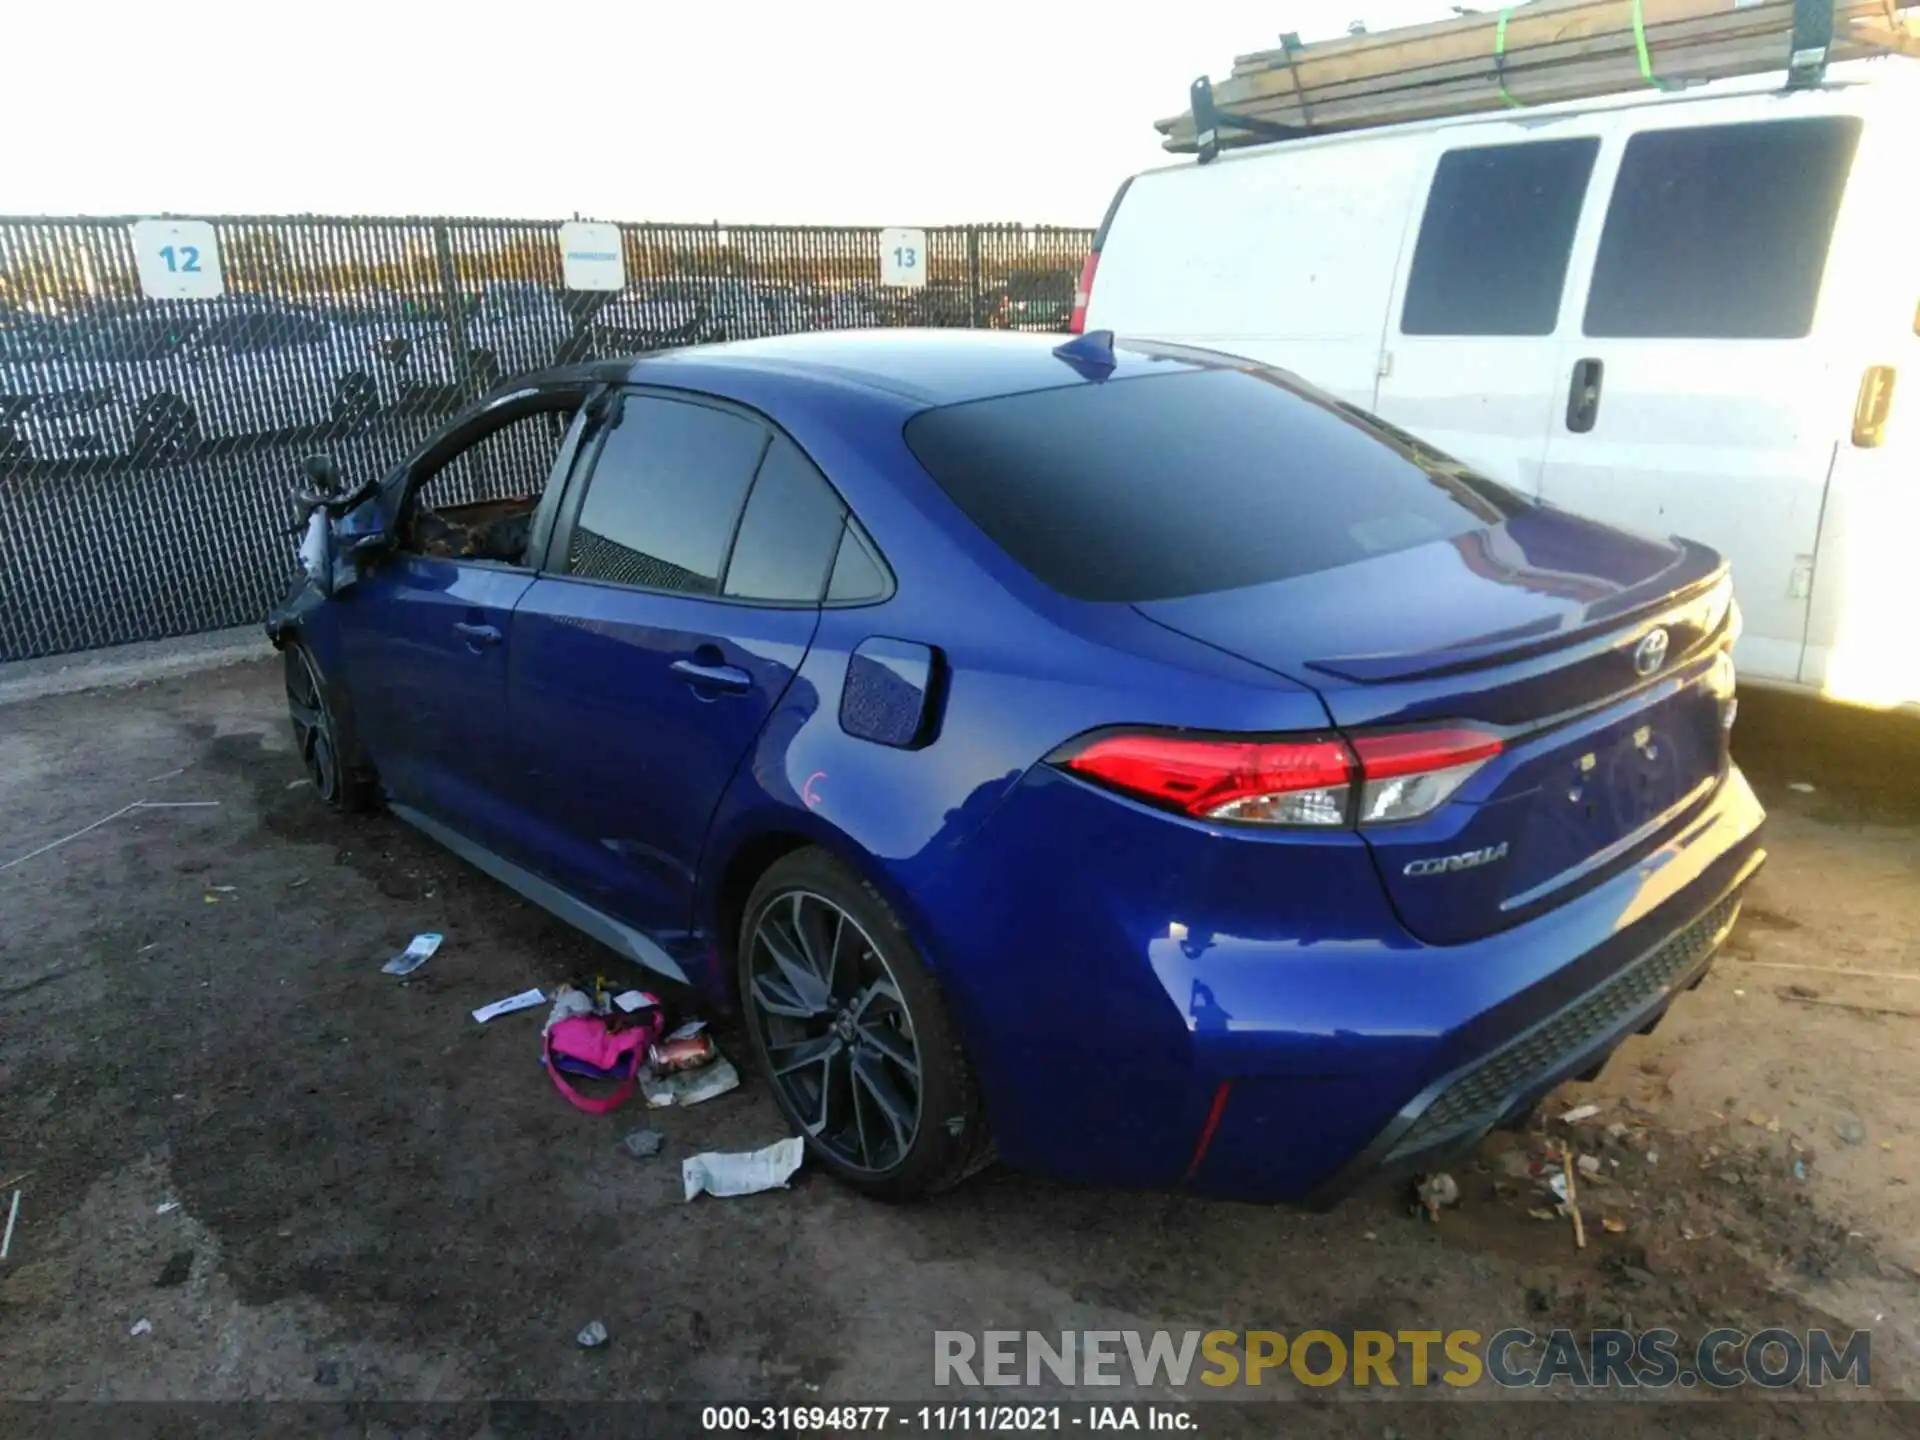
1303, 543, 1730, 686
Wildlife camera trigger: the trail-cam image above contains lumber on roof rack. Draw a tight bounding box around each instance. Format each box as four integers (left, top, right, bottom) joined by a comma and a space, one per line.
1160, 0, 1917, 159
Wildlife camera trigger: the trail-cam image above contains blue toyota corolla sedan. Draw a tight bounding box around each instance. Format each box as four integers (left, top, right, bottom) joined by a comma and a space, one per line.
268, 328, 1764, 1204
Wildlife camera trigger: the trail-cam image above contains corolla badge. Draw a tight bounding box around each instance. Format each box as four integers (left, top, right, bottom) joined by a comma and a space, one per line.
1403, 841, 1509, 877
1633, 627, 1670, 677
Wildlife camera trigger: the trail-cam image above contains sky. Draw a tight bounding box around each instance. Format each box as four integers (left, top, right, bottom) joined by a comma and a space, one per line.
4, 0, 1459, 228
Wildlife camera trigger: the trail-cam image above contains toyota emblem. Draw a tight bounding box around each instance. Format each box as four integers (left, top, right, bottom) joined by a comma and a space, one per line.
1633, 627, 1670, 677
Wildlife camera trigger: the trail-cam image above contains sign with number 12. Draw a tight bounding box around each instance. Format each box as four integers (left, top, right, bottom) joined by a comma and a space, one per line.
131, 219, 225, 300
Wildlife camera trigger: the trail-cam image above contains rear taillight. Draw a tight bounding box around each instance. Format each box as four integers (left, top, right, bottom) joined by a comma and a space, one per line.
1348, 729, 1502, 825
1056, 726, 1503, 828
1068, 250, 1099, 334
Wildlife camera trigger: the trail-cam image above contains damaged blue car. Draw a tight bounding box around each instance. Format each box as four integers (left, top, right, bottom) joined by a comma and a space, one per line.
269, 329, 1764, 1203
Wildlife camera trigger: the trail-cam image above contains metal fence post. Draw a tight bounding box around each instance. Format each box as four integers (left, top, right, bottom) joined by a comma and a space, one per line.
433, 222, 479, 400
966, 228, 982, 328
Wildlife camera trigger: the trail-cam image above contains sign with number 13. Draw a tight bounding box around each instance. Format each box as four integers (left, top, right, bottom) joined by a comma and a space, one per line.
879, 228, 927, 289
132, 219, 225, 300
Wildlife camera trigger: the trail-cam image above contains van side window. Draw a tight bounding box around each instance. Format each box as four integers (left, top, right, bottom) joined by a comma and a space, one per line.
1583, 117, 1862, 340
1400, 138, 1598, 337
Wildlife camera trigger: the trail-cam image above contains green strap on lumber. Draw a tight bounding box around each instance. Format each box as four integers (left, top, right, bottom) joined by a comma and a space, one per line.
1631, 0, 1682, 90
1497, 0, 1680, 106
1494, 9, 1524, 107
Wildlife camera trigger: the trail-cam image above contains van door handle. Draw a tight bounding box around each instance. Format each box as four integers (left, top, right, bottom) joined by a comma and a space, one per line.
1566, 358, 1604, 434
452, 621, 502, 649
1559, 359, 1605, 432
670, 658, 752, 694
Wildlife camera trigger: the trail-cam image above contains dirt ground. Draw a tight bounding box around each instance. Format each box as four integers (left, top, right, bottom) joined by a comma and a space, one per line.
2, 660, 1918, 1426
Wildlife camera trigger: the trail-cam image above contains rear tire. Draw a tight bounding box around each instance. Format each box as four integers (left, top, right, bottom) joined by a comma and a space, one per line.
283, 640, 378, 813
737, 849, 992, 1199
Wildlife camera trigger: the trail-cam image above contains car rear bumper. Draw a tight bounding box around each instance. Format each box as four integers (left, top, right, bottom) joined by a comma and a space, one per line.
918, 761, 1765, 1204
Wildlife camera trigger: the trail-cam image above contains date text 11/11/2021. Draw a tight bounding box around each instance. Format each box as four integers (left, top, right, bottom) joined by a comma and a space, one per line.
700, 1405, 1195, 1432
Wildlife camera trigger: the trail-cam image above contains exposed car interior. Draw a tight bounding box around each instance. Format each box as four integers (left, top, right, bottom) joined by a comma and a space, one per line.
401, 390, 584, 566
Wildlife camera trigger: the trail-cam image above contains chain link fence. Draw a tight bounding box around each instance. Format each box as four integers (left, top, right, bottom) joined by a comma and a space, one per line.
0, 216, 1091, 662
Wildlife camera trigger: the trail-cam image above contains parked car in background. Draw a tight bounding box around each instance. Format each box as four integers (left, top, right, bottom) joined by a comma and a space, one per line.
463, 282, 577, 387
0, 299, 426, 463
1080, 59, 1920, 710
587, 285, 714, 353
271, 329, 1761, 1205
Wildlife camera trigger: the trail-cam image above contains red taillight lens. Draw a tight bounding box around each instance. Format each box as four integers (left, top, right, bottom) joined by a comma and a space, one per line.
1056, 726, 1503, 827
1068, 250, 1100, 334
1061, 732, 1356, 825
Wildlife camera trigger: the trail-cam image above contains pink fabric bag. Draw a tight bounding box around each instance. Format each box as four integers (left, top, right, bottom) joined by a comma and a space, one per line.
542, 1012, 661, 1114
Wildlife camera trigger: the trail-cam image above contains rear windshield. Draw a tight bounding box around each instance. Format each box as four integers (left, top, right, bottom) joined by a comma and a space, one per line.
902, 367, 1522, 603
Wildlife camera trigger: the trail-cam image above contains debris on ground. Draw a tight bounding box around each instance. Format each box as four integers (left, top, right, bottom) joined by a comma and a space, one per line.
611, 989, 655, 1014
576, 1321, 609, 1348
621, 1128, 665, 1159
683, 1136, 806, 1200
1836, 1116, 1867, 1146
1, 1188, 19, 1260
313, 1360, 340, 1386
380, 931, 443, 977
1577, 1154, 1603, 1178
155, 1251, 193, 1287
129, 1319, 153, 1337
1560, 1103, 1603, 1123
650, 1032, 720, 1073
1787, 781, 1816, 793
1557, 1144, 1587, 1250
472, 989, 546, 1024
1602, 1215, 1628, 1235
0, 798, 220, 877
155, 1200, 179, 1215
643, 1058, 740, 1109
663, 1018, 708, 1042
1414, 1172, 1459, 1221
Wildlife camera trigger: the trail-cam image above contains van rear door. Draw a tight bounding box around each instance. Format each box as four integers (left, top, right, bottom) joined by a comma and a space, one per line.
1372, 123, 1608, 498
1535, 104, 1866, 688
1085, 134, 1423, 410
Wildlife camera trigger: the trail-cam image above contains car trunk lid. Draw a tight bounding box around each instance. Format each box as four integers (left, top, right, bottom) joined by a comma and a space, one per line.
1135, 507, 1739, 944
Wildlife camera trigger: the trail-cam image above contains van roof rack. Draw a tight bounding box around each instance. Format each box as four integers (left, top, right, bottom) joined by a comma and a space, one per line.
1163, 0, 1920, 161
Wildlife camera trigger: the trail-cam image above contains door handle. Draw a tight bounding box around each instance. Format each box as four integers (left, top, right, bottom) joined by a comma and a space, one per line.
453, 621, 502, 648
1566, 358, 1604, 434
670, 658, 752, 693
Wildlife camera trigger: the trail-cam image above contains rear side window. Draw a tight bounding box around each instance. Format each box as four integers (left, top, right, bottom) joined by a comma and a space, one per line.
722, 437, 847, 603
1401, 138, 1599, 337
1584, 117, 1861, 340
566, 395, 767, 594
903, 368, 1522, 604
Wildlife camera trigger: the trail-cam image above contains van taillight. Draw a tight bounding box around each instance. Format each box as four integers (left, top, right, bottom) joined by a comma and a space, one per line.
1054, 726, 1503, 828
1069, 250, 1100, 334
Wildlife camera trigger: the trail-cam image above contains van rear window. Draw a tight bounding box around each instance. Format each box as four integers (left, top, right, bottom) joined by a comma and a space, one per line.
903, 368, 1523, 604
1584, 117, 1861, 340
1401, 138, 1598, 337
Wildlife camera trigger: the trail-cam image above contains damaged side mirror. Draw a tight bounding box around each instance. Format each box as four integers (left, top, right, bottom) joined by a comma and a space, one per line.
303, 452, 343, 497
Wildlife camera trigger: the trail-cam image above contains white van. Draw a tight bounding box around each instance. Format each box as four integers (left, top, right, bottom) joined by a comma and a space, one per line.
1081, 58, 1919, 710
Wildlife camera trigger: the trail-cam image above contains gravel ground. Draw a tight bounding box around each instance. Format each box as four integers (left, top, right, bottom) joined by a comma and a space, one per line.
1, 661, 1917, 1431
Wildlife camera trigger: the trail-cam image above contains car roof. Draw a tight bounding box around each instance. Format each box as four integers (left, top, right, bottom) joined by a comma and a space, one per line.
524, 329, 1217, 412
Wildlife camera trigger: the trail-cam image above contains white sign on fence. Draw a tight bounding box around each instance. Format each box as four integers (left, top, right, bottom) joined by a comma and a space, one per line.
559, 221, 626, 291
879, 228, 927, 289
130, 220, 225, 300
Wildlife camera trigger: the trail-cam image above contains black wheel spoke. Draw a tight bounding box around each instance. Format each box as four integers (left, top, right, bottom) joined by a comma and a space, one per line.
750, 969, 823, 1020
859, 1019, 920, 1079
851, 1051, 915, 1161
759, 916, 831, 1013
286, 697, 322, 731
768, 1032, 840, 1078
